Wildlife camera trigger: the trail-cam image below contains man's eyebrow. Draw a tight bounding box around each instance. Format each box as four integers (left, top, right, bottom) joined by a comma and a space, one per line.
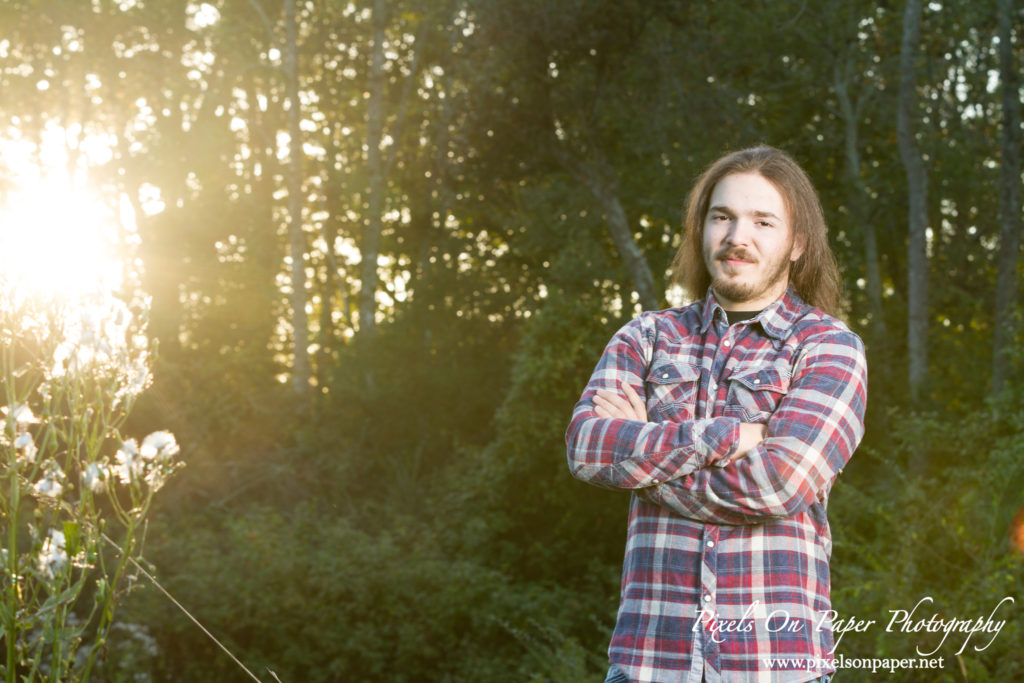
708, 205, 783, 221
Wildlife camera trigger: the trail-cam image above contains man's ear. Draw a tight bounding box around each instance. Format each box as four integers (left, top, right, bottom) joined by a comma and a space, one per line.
791, 232, 807, 262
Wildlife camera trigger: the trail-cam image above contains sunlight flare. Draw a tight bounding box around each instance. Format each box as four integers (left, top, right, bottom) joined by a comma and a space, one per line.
0, 178, 124, 297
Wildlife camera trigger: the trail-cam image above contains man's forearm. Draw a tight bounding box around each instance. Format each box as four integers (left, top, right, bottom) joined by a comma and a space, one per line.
639, 332, 867, 523
566, 314, 740, 490
566, 409, 738, 490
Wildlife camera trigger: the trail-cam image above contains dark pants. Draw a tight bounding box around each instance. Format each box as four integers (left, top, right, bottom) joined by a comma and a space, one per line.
604, 666, 833, 683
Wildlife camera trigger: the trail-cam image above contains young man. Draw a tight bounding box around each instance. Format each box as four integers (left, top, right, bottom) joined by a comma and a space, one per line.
566, 146, 867, 683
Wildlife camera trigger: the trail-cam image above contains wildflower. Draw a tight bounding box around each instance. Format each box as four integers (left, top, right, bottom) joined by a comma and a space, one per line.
122, 354, 153, 397
33, 465, 64, 498
14, 432, 37, 463
144, 465, 169, 492
49, 341, 72, 378
38, 529, 67, 579
114, 439, 142, 484
82, 462, 108, 494
140, 431, 179, 461
3, 403, 39, 427
78, 306, 100, 346
113, 622, 160, 658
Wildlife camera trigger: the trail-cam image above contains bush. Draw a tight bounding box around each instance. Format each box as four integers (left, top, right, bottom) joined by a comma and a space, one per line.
829, 398, 1024, 681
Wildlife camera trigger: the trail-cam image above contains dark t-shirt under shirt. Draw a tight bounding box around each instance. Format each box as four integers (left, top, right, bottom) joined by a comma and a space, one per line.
724, 309, 763, 326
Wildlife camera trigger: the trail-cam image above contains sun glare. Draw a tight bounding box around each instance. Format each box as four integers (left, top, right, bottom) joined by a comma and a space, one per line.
0, 125, 129, 299
0, 178, 124, 297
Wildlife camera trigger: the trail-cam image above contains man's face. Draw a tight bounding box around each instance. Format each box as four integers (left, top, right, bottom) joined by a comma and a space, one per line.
701, 172, 804, 311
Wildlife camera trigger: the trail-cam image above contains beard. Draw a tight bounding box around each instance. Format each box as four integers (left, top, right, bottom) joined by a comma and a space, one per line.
707, 245, 794, 307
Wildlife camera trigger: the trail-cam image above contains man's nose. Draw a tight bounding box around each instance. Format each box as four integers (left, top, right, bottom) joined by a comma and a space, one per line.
725, 218, 754, 246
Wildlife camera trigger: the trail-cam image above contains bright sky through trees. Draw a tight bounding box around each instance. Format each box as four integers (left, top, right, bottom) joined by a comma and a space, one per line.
0, 123, 131, 298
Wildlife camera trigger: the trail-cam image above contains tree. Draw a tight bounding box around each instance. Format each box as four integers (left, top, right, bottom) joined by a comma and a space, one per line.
359, 0, 387, 339
285, 0, 311, 394
897, 0, 930, 407
992, 0, 1022, 394
832, 24, 888, 344
465, 0, 678, 311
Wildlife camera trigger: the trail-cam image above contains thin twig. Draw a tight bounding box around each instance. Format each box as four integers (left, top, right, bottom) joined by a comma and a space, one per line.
101, 533, 273, 683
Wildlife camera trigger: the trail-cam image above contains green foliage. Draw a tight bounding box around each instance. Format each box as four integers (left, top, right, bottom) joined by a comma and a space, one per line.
829, 396, 1024, 680
481, 280, 632, 579
127, 498, 613, 682
0, 285, 180, 681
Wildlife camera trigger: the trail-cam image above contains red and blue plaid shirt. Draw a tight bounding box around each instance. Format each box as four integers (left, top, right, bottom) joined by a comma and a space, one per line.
566, 288, 867, 683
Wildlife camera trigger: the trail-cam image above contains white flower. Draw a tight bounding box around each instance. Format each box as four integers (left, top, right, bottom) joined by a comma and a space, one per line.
83, 462, 107, 493
78, 307, 100, 345
112, 622, 159, 657
49, 342, 73, 378
4, 404, 39, 427
33, 467, 64, 498
123, 355, 152, 397
14, 432, 37, 463
140, 431, 179, 461
114, 439, 142, 484
144, 466, 169, 492
38, 529, 67, 579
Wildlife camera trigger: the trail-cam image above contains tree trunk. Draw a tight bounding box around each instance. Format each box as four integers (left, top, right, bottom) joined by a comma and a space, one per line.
992, 0, 1022, 395
834, 58, 886, 343
243, 77, 284, 359
558, 151, 660, 311
359, 0, 386, 339
285, 0, 310, 394
323, 123, 352, 330
316, 261, 334, 389
897, 0, 929, 407
589, 180, 660, 312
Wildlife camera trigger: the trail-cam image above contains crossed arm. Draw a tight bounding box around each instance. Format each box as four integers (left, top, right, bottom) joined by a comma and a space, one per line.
593, 382, 767, 463
564, 316, 745, 490
566, 317, 867, 525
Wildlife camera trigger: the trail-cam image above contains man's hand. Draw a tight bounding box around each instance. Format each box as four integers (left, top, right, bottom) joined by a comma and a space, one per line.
593, 381, 647, 421
593, 381, 765, 464
731, 423, 767, 462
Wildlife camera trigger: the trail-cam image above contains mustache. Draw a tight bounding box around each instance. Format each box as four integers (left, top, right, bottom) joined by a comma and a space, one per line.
715, 247, 757, 263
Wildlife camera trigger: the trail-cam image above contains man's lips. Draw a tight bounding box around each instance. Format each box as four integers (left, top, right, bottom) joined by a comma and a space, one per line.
717, 251, 757, 267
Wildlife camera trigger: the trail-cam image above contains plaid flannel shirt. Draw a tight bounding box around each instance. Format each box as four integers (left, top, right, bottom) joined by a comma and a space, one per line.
566, 288, 867, 683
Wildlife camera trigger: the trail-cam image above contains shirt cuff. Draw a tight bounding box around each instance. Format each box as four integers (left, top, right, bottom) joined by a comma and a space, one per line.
693, 417, 739, 465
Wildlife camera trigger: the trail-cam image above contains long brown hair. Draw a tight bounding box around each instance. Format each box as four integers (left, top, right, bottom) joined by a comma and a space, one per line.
670, 145, 843, 317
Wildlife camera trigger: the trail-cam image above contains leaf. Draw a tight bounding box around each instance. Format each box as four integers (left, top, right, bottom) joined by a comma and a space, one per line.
62, 521, 81, 560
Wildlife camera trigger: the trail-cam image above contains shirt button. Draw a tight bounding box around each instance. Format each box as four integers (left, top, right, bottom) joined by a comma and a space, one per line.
706, 541, 714, 548
723, 339, 731, 347
662, 373, 670, 379
753, 378, 760, 385
651, 478, 660, 485
703, 594, 712, 602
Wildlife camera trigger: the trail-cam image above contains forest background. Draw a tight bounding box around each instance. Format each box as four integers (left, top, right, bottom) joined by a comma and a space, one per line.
1, 0, 1023, 680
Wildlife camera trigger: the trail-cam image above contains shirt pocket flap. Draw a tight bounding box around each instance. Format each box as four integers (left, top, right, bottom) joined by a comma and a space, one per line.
648, 359, 700, 385
729, 365, 789, 393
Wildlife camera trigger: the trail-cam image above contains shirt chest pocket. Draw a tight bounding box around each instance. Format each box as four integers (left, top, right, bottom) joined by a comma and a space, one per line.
724, 365, 790, 422
645, 358, 700, 422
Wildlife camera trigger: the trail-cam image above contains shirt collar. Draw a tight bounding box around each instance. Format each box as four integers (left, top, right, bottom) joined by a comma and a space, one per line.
699, 285, 808, 340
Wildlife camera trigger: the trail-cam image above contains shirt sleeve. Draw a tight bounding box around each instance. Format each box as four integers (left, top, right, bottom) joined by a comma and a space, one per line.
637, 328, 867, 524
565, 312, 740, 490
